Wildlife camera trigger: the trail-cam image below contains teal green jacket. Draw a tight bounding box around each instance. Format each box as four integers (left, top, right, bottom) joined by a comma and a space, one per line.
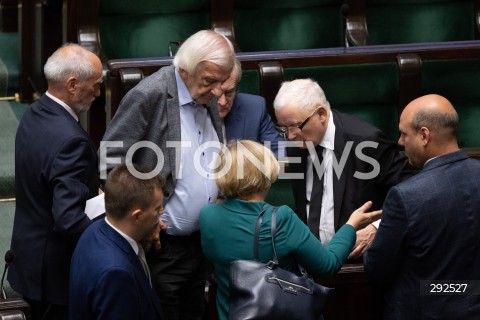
199, 198, 356, 320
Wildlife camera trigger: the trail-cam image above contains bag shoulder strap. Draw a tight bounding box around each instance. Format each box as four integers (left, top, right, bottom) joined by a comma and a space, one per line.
270, 206, 279, 264
253, 207, 268, 260
253, 206, 280, 263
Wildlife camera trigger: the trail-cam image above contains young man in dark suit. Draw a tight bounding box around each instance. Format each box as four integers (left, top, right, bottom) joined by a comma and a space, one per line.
274, 78, 412, 259
8, 43, 103, 320
70, 164, 165, 320
364, 94, 480, 319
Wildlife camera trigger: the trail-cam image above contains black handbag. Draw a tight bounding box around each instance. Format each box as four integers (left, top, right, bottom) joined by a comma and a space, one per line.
228, 206, 333, 320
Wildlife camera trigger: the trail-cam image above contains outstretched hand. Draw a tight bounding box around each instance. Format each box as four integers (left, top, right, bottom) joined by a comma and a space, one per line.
346, 201, 382, 231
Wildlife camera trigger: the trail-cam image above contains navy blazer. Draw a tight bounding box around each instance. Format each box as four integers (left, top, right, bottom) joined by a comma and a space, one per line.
364, 150, 480, 319
224, 93, 286, 157
288, 110, 412, 231
8, 94, 99, 305
70, 219, 163, 320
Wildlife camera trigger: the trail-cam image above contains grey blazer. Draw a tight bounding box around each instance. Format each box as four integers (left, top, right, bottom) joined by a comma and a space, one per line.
101, 65, 223, 202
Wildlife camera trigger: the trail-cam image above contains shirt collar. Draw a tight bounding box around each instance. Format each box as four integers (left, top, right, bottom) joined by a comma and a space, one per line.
105, 217, 140, 255
174, 67, 196, 107
319, 110, 335, 151
45, 91, 78, 122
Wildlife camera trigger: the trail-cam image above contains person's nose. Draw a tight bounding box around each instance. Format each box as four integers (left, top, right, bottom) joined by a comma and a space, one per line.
217, 93, 227, 107
398, 136, 404, 146
287, 130, 297, 141
211, 82, 223, 97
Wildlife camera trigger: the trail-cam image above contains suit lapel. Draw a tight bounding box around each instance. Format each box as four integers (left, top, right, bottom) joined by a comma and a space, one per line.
287, 146, 309, 222
165, 66, 181, 182
41, 94, 98, 161
99, 220, 163, 318
332, 111, 347, 230
206, 98, 223, 142
224, 98, 245, 142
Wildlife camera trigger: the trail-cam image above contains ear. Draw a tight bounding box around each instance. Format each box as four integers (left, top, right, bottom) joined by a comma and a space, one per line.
130, 208, 142, 224
178, 68, 188, 82
420, 127, 430, 146
66, 76, 77, 94
317, 106, 328, 122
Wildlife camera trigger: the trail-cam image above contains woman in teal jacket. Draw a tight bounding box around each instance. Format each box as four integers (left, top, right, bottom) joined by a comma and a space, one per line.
199, 140, 382, 320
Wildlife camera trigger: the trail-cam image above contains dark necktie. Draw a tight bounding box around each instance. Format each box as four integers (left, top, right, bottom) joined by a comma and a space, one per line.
138, 245, 152, 287
308, 145, 324, 238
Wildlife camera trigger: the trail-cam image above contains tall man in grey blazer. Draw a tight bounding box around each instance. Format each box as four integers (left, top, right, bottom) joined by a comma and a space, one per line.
100, 30, 235, 320
364, 94, 480, 319
9, 44, 103, 320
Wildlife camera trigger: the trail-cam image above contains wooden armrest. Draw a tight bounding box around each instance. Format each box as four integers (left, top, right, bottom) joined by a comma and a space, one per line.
396, 53, 422, 115
258, 61, 283, 124
0, 297, 31, 318
78, 25, 107, 65
343, 0, 370, 47
107, 67, 144, 121
210, 0, 239, 51
463, 147, 480, 160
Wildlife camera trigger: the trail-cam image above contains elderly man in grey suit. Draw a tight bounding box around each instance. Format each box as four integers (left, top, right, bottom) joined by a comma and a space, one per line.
364, 94, 480, 319
100, 30, 235, 320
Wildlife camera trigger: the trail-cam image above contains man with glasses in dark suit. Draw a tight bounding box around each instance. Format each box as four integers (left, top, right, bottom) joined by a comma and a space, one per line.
273, 78, 413, 259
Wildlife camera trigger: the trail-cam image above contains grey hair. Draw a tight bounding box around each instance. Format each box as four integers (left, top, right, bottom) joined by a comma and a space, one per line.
273, 78, 331, 112
232, 57, 242, 83
411, 109, 459, 137
44, 43, 95, 84
173, 30, 235, 74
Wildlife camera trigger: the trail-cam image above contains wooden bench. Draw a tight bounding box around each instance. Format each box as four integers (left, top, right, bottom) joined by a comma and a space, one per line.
344, 0, 480, 46
104, 40, 480, 143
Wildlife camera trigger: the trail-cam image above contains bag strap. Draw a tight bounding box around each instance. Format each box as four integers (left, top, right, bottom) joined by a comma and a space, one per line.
253, 207, 268, 260
270, 206, 279, 264
253, 206, 280, 263
260, 206, 310, 276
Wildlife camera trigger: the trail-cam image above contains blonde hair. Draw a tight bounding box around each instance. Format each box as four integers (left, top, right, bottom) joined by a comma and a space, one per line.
215, 140, 279, 199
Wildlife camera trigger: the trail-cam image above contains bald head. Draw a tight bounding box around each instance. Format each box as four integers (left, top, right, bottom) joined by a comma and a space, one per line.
399, 94, 459, 167
403, 94, 458, 139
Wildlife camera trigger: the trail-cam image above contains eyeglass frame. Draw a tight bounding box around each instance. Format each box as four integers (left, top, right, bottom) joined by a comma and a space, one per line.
275, 106, 321, 134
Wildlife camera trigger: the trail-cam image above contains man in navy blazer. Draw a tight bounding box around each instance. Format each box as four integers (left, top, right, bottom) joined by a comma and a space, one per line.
70, 164, 164, 320
364, 94, 480, 319
218, 58, 286, 157
8, 44, 102, 320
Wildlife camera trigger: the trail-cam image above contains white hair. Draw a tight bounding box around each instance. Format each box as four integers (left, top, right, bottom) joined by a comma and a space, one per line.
273, 78, 331, 112
44, 43, 95, 84
173, 30, 235, 74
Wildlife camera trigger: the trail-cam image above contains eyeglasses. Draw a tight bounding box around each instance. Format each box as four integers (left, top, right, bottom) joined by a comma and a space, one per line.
276, 107, 320, 134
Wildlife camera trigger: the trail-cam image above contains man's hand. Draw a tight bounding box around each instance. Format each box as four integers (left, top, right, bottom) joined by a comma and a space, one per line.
348, 224, 377, 259
141, 220, 167, 253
